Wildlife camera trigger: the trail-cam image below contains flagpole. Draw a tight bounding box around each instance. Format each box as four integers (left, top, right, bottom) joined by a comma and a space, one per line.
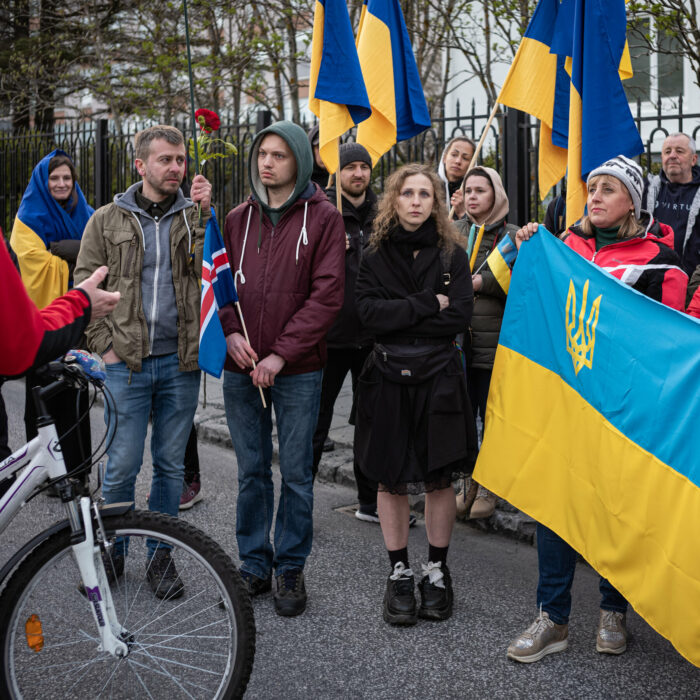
235, 302, 267, 408
182, 0, 199, 173
335, 138, 343, 213
449, 101, 502, 220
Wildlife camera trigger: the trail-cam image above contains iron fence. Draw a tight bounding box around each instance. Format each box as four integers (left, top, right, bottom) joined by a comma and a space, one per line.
1, 97, 699, 237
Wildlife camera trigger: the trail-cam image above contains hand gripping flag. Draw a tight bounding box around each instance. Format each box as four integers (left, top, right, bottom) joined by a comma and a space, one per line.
355, 0, 431, 164
308, 0, 371, 174
474, 231, 700, 667
199, 208, 237, 378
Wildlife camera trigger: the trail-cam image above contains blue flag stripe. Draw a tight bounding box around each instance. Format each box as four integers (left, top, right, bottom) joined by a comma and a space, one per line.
500, 231, 700, 481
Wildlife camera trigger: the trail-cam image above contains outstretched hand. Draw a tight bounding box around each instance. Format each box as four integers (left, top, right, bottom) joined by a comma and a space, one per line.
75, 266, 120, 320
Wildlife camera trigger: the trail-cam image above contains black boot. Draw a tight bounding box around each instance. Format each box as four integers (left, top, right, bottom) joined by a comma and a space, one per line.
418, 562, 453, 621
383, 562, 417, 626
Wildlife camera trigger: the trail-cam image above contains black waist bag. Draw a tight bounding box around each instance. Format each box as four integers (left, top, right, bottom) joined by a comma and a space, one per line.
372, 342, 454, 385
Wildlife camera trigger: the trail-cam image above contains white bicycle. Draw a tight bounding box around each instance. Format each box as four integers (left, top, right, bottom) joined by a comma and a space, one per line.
0, 356, 255, 698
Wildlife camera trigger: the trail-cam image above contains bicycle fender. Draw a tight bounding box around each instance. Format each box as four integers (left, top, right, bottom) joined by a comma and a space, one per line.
0, 502, 134, 589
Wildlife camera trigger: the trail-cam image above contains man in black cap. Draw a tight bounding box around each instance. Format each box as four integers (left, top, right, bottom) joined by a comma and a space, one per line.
312, 143, 415, 526
308, 124, 330, 189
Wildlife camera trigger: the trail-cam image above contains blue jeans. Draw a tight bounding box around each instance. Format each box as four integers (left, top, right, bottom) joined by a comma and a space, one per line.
223, 370, 322, 578
537, 523, 628, 624
103, 354, 200, 555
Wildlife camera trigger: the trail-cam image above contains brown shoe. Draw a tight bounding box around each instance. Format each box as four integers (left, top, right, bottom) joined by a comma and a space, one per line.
596, 609, 627, 654
455, 477, 478, 520
507, 610, 569, 663
469, 482, 497, 519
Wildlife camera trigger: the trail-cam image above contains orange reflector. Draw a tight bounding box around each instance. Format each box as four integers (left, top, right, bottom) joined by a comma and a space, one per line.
25, 614, 44, 652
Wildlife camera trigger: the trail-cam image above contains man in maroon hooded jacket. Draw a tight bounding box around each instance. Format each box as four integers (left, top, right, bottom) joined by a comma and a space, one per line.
219, 120, 345, 617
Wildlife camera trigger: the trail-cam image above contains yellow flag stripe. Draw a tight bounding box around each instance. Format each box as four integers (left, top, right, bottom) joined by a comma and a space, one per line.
475, 346, 700, 668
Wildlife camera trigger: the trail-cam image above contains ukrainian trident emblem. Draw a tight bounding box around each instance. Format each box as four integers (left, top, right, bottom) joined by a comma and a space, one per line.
566, 279, 601, 375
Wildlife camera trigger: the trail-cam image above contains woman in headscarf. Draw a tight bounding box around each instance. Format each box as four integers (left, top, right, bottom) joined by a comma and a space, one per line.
454, 166, 519, 519
11, 150, 95, 484
354, 163, 478, 626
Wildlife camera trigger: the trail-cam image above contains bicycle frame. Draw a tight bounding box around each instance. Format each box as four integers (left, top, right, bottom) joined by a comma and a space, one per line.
0, 418, 130, 657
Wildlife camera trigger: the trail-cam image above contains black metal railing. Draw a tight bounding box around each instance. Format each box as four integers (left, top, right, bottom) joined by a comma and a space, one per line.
1, 98, 698, 236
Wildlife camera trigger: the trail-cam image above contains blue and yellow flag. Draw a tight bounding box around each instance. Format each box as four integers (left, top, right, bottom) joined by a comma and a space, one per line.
10, 149, 94, 309
308, 0, 371, 174
355, 0, 431, 165
561, 0, 642, 226
474, 230, 700, 667
498, 0, 642, 223
497, 0, 568, 200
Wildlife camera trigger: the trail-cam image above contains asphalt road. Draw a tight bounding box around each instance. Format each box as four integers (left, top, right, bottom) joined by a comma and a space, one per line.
0, 378, 697, 698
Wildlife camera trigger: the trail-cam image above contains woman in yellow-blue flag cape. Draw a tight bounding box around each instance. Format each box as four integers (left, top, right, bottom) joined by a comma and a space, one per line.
11, 150, 94, 309
10, 149, 95, 485
478, 156, 693, 665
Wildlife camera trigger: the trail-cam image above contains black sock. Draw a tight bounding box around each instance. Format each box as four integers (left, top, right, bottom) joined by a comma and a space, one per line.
428, 544, 448, 566
388, 547, 409, 570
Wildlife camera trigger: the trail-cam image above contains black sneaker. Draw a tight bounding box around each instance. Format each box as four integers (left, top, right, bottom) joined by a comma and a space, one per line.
383, 562, 417, 626
418, 561, 453, 621
146, 549, 184, 600
241, 570, 272, 596
274, 568, 307, 616
77, 551, 124, 597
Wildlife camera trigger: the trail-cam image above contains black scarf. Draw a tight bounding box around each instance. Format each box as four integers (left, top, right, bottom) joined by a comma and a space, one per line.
380, 218, 441, 294
388, 218, 439, 259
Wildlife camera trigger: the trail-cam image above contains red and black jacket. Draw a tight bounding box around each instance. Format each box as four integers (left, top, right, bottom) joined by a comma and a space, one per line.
1, 239, 90, 377
562, 217, 688, 310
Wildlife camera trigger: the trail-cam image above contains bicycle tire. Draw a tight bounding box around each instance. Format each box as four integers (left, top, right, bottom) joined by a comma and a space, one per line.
0, 510, 255, 699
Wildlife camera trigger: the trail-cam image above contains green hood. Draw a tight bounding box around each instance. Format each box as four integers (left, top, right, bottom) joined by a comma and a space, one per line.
249, 120, 313, 222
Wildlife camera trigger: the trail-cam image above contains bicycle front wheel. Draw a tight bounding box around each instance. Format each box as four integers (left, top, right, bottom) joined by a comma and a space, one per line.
0, 510, 255, 699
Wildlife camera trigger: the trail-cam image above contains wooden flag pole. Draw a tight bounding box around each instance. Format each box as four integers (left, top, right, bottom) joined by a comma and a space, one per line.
335, 138, 343, 213
235, 301, 267, 408
449, 101, 502, 220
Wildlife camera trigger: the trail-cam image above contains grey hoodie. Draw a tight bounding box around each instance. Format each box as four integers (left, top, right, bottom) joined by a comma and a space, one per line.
114, 183, 194, 356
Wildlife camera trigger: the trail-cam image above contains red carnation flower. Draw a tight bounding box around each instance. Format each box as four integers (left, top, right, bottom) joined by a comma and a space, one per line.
195, 108, 221, 134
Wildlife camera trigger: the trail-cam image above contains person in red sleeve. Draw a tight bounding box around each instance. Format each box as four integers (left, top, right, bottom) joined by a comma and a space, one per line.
507, 155, 687, 664
0, 240, 119, 377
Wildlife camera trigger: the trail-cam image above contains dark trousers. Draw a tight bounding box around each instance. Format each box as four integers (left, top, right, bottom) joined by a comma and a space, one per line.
24, 371, 91, 474
312, 346, 376, 506
466, 366, 492, 441
537, 523, 628, 625
183, 423, 199, 483
0, 383, 10, 461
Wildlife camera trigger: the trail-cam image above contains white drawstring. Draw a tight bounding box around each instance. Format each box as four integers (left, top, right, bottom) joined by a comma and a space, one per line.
235, 207, 253, 287
295, 201, 309, 265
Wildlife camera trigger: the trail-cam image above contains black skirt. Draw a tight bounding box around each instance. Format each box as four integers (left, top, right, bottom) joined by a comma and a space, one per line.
354, 344, 478, 495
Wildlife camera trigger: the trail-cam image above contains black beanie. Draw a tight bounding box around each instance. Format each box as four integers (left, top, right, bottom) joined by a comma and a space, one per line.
339, 142, 372, 170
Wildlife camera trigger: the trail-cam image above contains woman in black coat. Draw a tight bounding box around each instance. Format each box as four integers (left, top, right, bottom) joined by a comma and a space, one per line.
355, 164, 478, 626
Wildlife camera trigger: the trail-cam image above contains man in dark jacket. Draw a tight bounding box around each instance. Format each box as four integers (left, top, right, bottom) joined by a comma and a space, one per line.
220, 120, 345, 617
643, 132, 700, 277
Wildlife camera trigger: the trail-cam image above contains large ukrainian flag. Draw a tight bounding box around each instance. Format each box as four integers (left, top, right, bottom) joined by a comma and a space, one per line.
475, 231, 700, 667
10, 149, 94, 309
308, 0, 371, 174
355, 0, 431, 165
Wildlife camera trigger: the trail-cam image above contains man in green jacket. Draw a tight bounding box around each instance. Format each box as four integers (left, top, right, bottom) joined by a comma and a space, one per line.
74, 125, 211, 599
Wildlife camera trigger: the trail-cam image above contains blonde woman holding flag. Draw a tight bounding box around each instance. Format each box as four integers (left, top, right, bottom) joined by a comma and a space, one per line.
454, 167, 518, 519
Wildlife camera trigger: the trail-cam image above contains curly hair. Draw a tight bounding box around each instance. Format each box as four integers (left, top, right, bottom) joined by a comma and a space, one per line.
369, 164, 462, 251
